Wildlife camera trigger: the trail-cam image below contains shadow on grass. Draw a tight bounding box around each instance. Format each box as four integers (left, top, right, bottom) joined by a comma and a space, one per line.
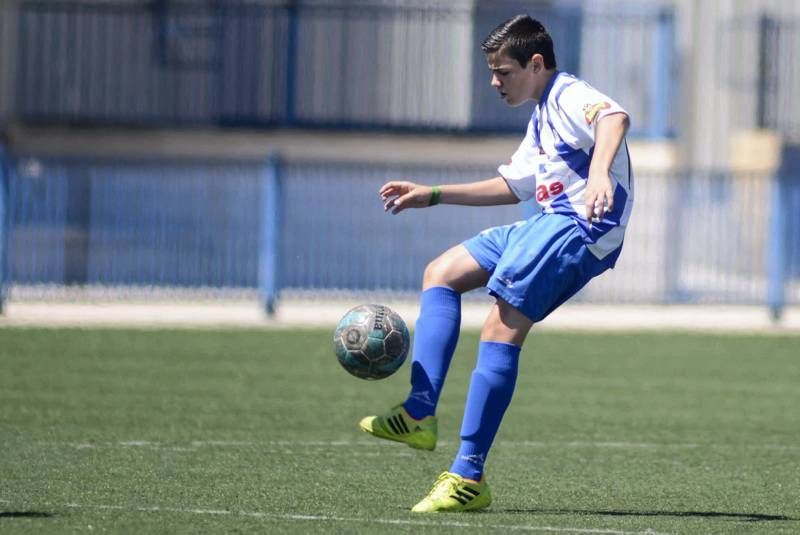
498, 508, 796, 523
0, 512, 54, 518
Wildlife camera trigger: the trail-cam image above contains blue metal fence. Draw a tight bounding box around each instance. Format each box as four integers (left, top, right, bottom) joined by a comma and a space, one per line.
7, 155, 264, 287
278, 160, 515, 292
1, 147, 798, 315
8, 0, 675, 137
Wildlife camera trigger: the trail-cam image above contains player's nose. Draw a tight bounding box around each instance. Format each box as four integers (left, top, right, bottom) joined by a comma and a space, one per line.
491, 74, 502, 88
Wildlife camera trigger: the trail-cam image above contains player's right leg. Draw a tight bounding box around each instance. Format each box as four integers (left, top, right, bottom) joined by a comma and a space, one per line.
359, 244, 489, 450
411, 298, 530, 512
414, 214, 609, 512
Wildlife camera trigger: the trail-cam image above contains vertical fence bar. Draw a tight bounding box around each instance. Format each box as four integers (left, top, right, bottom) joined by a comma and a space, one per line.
650, 7, 674, 138
0, 145, 7, 312
284, 1, 298, 126
766, 172, 785, 321
663, 170, 685, 302
16, 2, 28, 119
756, 14, 774, 129
259, 154, 281, 315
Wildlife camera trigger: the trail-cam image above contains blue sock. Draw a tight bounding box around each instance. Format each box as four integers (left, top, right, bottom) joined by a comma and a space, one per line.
450, 341, 520, 481
402, 286, 461, 420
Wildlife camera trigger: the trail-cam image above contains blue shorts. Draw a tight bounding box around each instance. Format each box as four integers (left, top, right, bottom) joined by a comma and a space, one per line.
463, 213, 609, 323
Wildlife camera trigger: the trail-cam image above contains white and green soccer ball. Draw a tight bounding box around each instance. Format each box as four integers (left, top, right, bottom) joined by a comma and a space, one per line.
333, 304, 410, 380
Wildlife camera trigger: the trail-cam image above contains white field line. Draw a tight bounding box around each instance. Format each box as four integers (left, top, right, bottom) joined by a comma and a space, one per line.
38, 439, 800, 452
0, 499, 673, 535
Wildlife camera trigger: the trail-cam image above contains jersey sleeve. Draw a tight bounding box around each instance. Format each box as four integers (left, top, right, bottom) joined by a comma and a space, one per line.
497, 120, 540, 201
556, 81, 628, 150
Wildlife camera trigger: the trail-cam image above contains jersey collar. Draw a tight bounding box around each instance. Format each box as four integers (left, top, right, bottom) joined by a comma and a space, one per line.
537, 70, 560, 108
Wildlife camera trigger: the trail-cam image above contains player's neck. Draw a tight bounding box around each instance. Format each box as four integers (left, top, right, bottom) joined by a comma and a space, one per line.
531, 69, 558, 103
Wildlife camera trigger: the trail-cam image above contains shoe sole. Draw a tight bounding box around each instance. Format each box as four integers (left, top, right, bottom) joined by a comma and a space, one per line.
411, 498, 491, 513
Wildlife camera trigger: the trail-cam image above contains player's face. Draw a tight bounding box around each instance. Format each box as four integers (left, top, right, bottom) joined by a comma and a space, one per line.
486, 51, 539, 107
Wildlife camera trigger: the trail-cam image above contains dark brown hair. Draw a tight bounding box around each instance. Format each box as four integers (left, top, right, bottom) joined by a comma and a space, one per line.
481, 15, 557, 69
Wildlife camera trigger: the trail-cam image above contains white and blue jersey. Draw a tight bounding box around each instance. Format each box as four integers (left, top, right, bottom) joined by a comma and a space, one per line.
498, 71, 633, 268
463, 72, 632, 322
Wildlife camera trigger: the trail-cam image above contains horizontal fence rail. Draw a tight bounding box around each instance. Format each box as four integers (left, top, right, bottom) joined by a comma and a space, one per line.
1, 148, 798, 315
6, 0, 674, 137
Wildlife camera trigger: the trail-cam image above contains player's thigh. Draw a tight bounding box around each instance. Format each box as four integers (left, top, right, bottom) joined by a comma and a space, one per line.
423, 244, 490, 293
481, 298, 534, 346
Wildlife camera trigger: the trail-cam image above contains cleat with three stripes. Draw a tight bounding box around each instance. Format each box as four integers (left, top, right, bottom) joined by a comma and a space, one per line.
411, 471, 492, 513
358, 403, 437, 451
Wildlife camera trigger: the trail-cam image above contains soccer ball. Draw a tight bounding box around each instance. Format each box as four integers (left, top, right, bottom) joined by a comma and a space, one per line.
333, 304, 410, 380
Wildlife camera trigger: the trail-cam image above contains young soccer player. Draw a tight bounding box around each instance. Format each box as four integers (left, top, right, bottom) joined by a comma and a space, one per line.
359, 15, 633, 512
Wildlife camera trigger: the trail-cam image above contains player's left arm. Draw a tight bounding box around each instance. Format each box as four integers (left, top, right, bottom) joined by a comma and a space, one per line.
584, 112, 630, 221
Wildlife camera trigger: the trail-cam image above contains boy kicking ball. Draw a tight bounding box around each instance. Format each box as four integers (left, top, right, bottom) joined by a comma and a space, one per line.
360, 14, 633, 512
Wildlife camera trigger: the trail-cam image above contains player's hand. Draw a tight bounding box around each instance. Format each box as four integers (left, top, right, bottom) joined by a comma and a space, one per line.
584, 170, 614, 223
379, 181, 434, 214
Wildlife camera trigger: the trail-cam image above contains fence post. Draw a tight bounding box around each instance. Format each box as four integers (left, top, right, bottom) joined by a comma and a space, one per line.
650, 7, 674, 138
766, 172, 785, 321
259, 154, 281, 316
0, 144, 8, 313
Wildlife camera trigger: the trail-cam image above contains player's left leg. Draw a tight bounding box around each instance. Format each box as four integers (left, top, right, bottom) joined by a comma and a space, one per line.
359, 244, 489, 451
403, 244, 490, 420
411, 299, 531, 513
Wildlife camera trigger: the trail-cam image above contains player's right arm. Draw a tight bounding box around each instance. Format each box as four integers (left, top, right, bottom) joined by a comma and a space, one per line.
380, 177, 519, 215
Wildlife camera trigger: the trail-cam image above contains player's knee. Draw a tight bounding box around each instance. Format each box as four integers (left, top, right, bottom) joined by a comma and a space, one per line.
422, 257, 454, 289
480, 302, 532, 346
480, 320, 517, 344
422, 247, 487, 293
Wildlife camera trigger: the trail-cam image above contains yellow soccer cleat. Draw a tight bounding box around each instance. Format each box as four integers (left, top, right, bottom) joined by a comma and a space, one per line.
411, 472, 492, 513
358, 403, 437, 451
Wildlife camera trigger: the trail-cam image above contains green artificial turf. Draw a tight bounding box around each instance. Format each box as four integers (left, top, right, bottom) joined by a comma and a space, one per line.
1, 327, 798, 534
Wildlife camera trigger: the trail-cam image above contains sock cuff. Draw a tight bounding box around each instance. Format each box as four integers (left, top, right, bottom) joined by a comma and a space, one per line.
477, 341, 521, 371
420, 286, 461, 311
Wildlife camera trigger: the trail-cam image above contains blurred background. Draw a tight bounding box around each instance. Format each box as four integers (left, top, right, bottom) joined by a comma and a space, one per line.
0, 0, 798, 325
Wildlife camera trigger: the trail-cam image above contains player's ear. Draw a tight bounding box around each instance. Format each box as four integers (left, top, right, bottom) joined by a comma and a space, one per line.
531, 54, 544, 73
